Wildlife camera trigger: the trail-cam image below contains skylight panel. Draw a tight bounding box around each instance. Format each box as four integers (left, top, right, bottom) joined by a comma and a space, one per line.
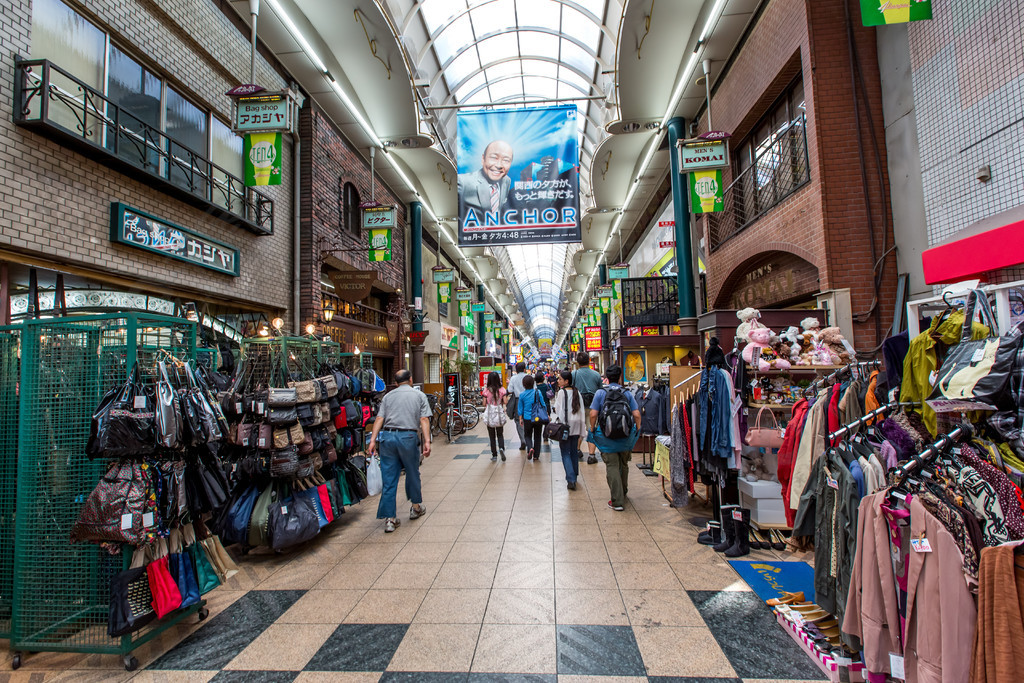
559, 38, 595, 75
433, 15, 475, 65
518, 30, 560, 59
420, 0, 466, 34
443, 49, 481, 88
470, 0, 516, 37
515, 0, 561, 31
561, 5, 601, 48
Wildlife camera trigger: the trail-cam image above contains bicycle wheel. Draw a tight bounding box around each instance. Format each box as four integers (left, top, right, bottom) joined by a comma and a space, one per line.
431, 411, 442, 437
462, 405, 480, 430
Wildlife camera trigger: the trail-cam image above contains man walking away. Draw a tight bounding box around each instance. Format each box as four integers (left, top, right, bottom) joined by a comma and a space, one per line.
506, 361, 529, 451
572, 352, 603, 464
589, 365, 641, 511
367, 369, 431, 532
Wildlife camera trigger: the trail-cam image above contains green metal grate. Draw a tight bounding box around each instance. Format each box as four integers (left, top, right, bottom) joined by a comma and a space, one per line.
240, 337, 319, 387
0, 324, 23, 639
12, 313, 197, 656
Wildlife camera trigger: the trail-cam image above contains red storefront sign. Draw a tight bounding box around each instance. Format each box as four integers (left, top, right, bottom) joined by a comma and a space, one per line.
922, 219, 1024, 284
584, 326, 602, 351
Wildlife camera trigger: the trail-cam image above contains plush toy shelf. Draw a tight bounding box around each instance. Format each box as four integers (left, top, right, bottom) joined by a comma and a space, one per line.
745, 365, 847, 374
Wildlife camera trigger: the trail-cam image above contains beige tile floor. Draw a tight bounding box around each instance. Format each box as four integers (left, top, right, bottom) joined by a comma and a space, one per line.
1, 428, 819, 682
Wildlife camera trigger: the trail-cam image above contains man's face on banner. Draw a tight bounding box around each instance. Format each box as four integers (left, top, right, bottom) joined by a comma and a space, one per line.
481, 141, 513, 181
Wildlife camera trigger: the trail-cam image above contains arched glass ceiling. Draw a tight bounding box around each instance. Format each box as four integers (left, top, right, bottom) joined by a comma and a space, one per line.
391, 0, 621, 343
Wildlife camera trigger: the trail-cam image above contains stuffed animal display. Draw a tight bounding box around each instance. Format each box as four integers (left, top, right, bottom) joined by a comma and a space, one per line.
742, 323, 792, 372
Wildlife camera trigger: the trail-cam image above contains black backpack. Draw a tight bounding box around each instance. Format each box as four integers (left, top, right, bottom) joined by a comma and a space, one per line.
598, 386, 633, 439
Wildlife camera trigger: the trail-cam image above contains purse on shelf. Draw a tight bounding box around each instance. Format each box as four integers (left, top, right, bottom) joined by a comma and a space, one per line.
320, 375, 338, 398
744, 406, 785, 449
256, 423, 274, 450
297, 403, 317, 427
318, 402, 331, 425
268, 492, 320, 550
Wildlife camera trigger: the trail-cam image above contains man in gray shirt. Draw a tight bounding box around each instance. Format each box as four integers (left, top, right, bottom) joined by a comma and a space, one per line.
506, 361, 528, 451
572, 352, 604, 464
367, 369, 431, 533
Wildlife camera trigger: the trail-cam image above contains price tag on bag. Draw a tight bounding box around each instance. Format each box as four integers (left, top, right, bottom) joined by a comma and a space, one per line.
732, 509, 743, 521
142, 512, 154, 528
257, 402, 265, 415
280, 505, 287, 514
971, 348, 985, 363
120, 513, 133, 530
236, 402, 243, 414
134, 395, 147, 409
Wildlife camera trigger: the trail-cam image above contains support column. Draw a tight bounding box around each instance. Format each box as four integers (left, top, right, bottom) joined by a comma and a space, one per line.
666, 117, 698, 334
599, 264, 611, 368
409, 202, 424, 384
477, 284, 486, 360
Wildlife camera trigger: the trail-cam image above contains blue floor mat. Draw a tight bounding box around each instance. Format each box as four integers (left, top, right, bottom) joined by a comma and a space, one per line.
727, 559, 816, 604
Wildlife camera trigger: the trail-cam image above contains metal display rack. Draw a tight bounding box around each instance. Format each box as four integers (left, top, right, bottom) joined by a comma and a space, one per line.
0, 323, 23, 639
240, 336, 319, 386
10, 313, 203, 671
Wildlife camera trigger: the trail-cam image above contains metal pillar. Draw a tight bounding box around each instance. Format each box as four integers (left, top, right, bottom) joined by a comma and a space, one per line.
477, 284, 486, 359
409, 202, 424, 384
666, 117, 698, 334
599, 264, 611, 368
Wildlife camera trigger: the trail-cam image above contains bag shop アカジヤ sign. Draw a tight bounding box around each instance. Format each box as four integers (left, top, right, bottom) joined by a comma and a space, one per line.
110, 203, 239, 276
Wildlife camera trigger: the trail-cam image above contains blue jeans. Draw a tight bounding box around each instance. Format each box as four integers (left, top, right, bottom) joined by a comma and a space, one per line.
376, 431, 422, 519
559, 435, 580, 484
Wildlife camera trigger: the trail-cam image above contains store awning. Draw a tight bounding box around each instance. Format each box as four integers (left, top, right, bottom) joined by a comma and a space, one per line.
922, 212, 1024, 285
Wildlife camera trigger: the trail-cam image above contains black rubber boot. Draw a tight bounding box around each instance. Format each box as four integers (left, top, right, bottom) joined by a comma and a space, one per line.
725, 509, 752, 558
697, 521, 721, 546
712, 517, 736, 553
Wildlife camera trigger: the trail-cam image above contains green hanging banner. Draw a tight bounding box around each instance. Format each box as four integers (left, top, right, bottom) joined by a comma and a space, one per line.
437, 282, 452, 304
859, 0, 931, 26
243, 132, 282, 186
613, 280, 621, 300
368, 227, 392, 261
459, 300, 470, 316
689, 169, 724, 213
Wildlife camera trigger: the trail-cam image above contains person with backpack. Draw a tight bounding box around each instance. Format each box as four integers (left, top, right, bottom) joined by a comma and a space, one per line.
572, 352, 604, 464
551, 370, 587, 489
588, 365, 641, 511
517, 375, 548, 460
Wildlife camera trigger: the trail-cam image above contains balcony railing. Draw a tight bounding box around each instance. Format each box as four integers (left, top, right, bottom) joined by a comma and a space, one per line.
13, 59, 273, 235
620, 277, 678, 326
708, 115, 809, 250
325, 294, 387, 328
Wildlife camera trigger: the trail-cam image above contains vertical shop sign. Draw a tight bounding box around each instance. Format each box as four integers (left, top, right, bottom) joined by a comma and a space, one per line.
584, 326, 602, 352
243, 132, 282, 186
457, 105, 581, 246
368, 227, 392, 261
859, 0, 931, 26
459, 300, 470, 316
444, 372, 462, 409
689, 170, 724, 213
437, 282, 452, 304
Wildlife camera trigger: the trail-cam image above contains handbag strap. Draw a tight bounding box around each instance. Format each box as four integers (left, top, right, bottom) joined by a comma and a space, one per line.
754, 406, 781, 432
962, 289, 999, 341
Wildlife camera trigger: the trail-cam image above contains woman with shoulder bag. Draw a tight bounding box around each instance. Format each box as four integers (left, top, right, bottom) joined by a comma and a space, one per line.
482, 371, 508, 462
552, 370, 587, 489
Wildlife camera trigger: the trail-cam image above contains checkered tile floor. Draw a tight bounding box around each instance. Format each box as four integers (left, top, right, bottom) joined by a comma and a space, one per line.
2, 423, 824, 682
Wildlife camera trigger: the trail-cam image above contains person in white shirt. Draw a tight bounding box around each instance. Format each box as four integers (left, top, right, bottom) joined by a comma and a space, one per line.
551, 370, 587, 489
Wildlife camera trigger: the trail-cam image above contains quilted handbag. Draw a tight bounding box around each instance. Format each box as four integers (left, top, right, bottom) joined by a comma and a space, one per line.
107, 545, 156, 637
744, 406, 785, 449
71, 461, 153, 545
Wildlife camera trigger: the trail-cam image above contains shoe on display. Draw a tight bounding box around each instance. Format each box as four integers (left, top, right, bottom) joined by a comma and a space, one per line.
409, 505, 426, 520
770, 529, 787, 550
724, 508, 751, 558
766, 591, 805, 606
697, 521, 722, 546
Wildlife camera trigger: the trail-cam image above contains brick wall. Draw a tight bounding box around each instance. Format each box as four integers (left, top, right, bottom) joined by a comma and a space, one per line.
700, 0, 896, 349
0, 0, 295, 321
298, 104, 407, 330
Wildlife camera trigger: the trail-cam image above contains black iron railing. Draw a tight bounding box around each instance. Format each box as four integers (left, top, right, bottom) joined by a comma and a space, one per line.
620, 277, 678, 326
13, 59, 273, 235
709, 115, 809, 250
325, 294, 387, 328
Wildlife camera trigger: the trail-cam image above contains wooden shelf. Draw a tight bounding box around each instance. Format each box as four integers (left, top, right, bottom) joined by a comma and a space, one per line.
747, 403, 796, 411
745, 365, 846, 374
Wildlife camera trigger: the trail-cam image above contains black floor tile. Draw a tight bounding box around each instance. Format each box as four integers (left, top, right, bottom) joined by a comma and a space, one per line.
305, 623, 408, 671
382, 673, 469, 682
556, 624, 646, 677
454, 453, 480, 459
468, 674, 556, 682
689, 590, 827, 681
647, 678, 742, 682
147, 590, 305, 670
210, 671, 299, 683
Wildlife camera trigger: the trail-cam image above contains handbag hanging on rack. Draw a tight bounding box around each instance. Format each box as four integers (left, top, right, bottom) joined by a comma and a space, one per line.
87, 362, 156, 459
71, 461, 153, 545
156, 361, 183, 449
107, 545, 156, 637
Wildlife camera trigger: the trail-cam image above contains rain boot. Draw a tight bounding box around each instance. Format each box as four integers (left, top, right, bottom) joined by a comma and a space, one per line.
713, 517, 736, 553
725, 508, 752, 558
697, 521, 721, 546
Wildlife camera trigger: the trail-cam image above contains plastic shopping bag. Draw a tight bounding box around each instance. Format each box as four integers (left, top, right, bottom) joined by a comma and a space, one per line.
366, 455, 383, 497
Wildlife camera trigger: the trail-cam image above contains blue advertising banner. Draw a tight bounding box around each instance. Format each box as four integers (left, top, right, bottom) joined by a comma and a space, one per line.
457, 105, 581, 246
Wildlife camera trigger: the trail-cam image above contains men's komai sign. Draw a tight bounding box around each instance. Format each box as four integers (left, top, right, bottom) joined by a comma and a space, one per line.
457, 105, 581, 246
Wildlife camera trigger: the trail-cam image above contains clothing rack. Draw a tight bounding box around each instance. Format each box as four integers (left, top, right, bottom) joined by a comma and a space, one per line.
894, 422, 974, 482
806, 360, 881, 396
826, 400, 913, 443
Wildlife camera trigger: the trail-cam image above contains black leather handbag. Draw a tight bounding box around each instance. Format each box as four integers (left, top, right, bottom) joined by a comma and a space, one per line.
270, 445, 300, 478
268, 387, 298, 408
268, 406, 298, 426
268, 493, 320, 550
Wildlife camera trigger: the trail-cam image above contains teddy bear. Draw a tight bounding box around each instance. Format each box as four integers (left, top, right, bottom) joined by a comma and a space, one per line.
796, 317, 823, 364
742, 323, 793, 372
778, 326, 803, 365
735, 307, 761, 345
819, 326, 854, 365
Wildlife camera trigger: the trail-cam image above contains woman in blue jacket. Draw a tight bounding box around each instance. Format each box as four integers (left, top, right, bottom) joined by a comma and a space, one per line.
517, 374, 547, 460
